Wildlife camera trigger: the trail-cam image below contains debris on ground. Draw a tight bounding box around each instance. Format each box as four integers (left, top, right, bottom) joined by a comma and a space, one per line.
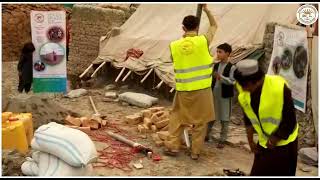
223, 168, 246, 176
299, 147, 318, 167
67, 89, 88, 98
104, 84, 117, 91
105, 92, 118, 99
2, 95, 79, 130
2, 149, 31, 176
118, 92, 159, 108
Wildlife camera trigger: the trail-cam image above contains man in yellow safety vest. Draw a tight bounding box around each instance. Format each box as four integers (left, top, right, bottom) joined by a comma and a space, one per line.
234, 59, 299, 176
164, 4, 217, 160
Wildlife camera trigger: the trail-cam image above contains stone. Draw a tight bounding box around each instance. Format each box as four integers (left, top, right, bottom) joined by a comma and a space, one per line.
118, 92, 158, 108
64, 115, 82, 127
143, 118, 152, 129
151, 125, 157, 133
67, 89, 88, 98
227, 136, 248, 146
121, 102, 129, 106
299, 147, 318, 166
104, 84, 116, 91
133, 162, 143, 169
137, 125, 147, 134
105, 92, 117, 98
155, 140, 164, 147
299, 165, 312, 172
120, 85, 129, 90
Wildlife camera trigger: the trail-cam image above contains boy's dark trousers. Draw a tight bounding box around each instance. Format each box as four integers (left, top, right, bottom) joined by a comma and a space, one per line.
18, 75, 32, 93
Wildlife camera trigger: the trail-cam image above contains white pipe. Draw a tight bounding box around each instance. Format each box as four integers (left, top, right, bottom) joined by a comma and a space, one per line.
122, 70, 132, 82
115, 67, 126, 82
90, 62, 106, 78
170, 88, 175, 93
140, 69, 153, 83
156, 80, 164, 89
79, 64, 93, 78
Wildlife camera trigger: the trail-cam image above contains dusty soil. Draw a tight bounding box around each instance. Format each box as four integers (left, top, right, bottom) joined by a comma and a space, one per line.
2, 61, 318, 176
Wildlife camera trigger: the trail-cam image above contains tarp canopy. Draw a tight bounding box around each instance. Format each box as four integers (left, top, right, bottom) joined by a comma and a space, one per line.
94, 4, 299, 88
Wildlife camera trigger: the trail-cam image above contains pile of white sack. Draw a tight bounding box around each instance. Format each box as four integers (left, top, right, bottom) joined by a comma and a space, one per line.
21, 122, 98, 176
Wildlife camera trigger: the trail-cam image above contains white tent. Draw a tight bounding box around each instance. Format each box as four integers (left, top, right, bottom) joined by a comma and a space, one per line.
92, 4, 299, 88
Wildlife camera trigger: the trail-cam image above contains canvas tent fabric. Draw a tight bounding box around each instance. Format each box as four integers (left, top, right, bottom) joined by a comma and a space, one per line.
93, 4, 299, 88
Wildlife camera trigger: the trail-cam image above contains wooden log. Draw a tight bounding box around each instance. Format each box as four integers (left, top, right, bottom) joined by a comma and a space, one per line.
140, 68, 153, 83
115, 67, 126, 82
79, 64, 93, 78
90, 61, 106, 78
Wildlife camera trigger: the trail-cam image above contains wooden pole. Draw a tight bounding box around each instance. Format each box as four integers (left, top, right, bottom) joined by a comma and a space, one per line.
140, 68, 153, 83
115, 67, 126, 82
91, 61, 106, 78
79, 64, 93, 78
196, 4, 203, 34
89, 96, 100, 116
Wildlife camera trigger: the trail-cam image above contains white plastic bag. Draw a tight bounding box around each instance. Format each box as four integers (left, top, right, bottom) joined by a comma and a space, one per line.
21, 157, 39, 176
118, 92, 158, 108
31, 122, 97, 167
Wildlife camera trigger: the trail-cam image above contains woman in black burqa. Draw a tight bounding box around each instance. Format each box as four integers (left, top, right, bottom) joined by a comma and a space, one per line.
17, 42, 35, 93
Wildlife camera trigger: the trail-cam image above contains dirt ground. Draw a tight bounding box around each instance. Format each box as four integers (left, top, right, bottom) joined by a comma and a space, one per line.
2, 61, 318, 176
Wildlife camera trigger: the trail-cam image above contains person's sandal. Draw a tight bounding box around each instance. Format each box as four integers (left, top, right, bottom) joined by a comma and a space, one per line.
191, 153, 200, 160
217, 141, 225, 149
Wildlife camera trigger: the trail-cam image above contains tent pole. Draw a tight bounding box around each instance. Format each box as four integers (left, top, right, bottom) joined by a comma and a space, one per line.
79, 64, 93, 78
140, 68, 153, 83
155, 80, 164, 89
170, 88, 175, 93
91, 61, 106, 78
115, 67, 126, 82
122, 70, 132, 82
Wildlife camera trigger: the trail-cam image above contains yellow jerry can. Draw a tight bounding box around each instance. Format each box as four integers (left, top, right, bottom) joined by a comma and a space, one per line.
2, 121, 29, 154
13, 113, 34, 146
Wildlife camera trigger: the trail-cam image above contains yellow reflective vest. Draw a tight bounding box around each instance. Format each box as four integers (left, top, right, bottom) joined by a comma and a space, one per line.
170, 35, 213, 91
236, 75, 299, 148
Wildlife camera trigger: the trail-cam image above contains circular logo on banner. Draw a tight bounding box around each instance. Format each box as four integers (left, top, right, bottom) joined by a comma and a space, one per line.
296, 4, 318, 26
34, 13, 44, 23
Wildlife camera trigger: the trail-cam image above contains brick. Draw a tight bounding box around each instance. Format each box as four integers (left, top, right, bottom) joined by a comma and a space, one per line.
141, 110, 152, 118
159, 111, 169, 121
64, 115, 82, 127
151, 125, 157, 133
137, 124, 147, 134
151, 133, 162, 142
154, 111, 165, 117
150, 114, 160, 124
155, 118, 169, 129
143, 118, 152, 129
148, 106, 165, 113
157, 131, 170, 141
161, 125, 169, 131
125, 114, 143, 125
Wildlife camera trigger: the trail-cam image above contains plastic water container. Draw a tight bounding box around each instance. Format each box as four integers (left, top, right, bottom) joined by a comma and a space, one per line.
14, 113, 33, 146
2, 120, 29, 154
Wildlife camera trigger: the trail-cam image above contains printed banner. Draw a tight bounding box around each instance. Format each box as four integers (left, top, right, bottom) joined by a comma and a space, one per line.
267, 25, 309, 113
30, 11, 67, 93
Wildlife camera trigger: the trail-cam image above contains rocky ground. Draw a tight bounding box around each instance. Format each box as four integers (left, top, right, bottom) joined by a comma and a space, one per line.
2, 61, 318, 176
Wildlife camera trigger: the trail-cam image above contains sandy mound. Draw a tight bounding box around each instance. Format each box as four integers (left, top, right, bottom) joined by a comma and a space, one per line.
2, 94, 79, 130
